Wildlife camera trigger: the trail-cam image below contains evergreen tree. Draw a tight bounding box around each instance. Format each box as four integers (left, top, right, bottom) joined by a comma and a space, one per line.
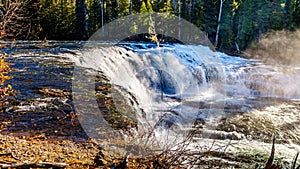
76, 0, 89, 39
202, 0, 218, 44
180, 0, 189, 19
234, 0, 254, 50
192, 0, 204, 28
268, 0, 285, 30
285, 0, 293, 27
140, 1, 148, 13
87, 0, 102, 34
1, 0, 300, 52
146, 0, 153, 12
117, 0, 130, 16
132, 0, 143, 13
218, 0, 235, 51
140, 0, 153, 13
251, 0, 270, 41
292, 0, 300, 27
104, 0, 118, 23
159, 0, 173, 14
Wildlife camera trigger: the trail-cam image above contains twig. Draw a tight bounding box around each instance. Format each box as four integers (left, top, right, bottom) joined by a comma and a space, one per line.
0, 162, 68, 169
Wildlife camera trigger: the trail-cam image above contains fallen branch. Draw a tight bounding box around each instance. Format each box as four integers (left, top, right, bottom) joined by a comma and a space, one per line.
265, 136, 276, 169
0, 152, 19, 160
291, 152, 299, 169
0, 162, 68, 169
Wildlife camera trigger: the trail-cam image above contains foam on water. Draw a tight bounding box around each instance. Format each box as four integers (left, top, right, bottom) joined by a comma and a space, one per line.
73, 42, 300, 152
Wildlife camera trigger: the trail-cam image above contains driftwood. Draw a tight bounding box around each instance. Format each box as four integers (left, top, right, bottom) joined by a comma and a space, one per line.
0, 162, 68, 169
265, 136, 300, 169
291, 152, 300, 169
265, 136, 276, 169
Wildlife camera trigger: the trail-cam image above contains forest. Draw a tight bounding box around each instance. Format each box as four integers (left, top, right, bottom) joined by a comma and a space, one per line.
0, 0, 300, 53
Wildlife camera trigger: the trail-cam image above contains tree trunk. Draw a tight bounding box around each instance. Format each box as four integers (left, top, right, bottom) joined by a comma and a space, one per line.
178, 0, 181, 39
130, 0, 132, 15
189, 0, 192, 21
214, 0, 225, 47
101, 0, 104, 33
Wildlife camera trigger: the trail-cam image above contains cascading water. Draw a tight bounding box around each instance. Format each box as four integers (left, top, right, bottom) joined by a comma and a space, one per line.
3, 40, 300, 166
72, 42, 300, 155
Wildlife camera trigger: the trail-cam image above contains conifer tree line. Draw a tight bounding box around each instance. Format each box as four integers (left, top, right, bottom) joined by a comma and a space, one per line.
0, 0, 299, 52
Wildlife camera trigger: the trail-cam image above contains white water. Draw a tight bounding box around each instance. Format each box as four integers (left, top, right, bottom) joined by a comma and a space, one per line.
72, 43, 300, 154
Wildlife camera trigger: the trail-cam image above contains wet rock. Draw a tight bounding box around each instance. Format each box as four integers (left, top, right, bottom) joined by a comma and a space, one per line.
94, 148, 121, 166
216, 101, 300, 144
36, 88, 71, 98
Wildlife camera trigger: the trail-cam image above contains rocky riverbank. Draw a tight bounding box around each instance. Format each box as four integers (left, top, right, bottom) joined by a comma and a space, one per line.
0, 86, 299, 168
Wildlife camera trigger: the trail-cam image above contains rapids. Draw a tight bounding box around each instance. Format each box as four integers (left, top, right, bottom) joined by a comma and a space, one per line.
72, 42, 300, 155
2, 41, 300, 162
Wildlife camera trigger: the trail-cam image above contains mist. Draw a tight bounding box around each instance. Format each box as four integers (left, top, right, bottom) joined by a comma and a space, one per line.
243, 29, 300, 99
245, 29, 300, 66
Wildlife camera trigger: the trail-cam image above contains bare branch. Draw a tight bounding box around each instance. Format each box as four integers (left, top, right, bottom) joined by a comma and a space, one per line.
0, 162, 68, 169
0, 0, 31, 39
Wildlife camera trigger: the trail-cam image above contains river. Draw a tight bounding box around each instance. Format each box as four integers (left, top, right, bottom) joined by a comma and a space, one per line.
2, 40, 300, 166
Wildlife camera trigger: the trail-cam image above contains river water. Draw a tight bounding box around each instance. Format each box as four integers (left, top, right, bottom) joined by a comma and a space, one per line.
2, 41, 300, 163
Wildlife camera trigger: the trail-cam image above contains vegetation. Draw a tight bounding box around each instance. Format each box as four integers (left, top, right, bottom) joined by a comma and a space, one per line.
0, 0, 299, 52
0, 0, 16, 111
0, 54, 14, 104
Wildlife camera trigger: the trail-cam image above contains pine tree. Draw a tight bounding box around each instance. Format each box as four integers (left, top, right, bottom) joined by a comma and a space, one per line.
192, 0, 204, 28
268, 0, 285, 30
117, 0, 130, 16
234, 0, 254, 50
76, 0, 89, 39
146, 0, 153, 12
292, 0, 300, 27
217, 0, 235, 51
139, 1, 150, 27
132, 0, 143, 13
180, 0, 189, 19
140, 1, 148, 13
105, 0, 118, 23
159, 0, 173, 14
140, 0, 153, 13
285, 0, 292, 27
203, 0, 218, 44
87, 0, 101, 34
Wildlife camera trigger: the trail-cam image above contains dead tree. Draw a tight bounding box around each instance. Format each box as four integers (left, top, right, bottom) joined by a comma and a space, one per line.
0, 0, 32, 39
214, 0, 225, 47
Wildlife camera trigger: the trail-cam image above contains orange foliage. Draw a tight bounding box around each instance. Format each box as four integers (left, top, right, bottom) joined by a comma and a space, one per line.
0, 52, 15, 103
0, 55, 12, 84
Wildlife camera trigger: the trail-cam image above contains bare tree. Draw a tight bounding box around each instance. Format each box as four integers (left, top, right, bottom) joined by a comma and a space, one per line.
0, 0, 31, 39
214, 0, 225, 47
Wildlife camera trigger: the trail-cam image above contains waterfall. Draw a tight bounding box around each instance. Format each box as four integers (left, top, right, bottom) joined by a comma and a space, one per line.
72, 42, 300, 155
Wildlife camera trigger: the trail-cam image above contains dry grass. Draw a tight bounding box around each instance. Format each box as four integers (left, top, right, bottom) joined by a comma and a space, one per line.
0, 134, 99, 168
